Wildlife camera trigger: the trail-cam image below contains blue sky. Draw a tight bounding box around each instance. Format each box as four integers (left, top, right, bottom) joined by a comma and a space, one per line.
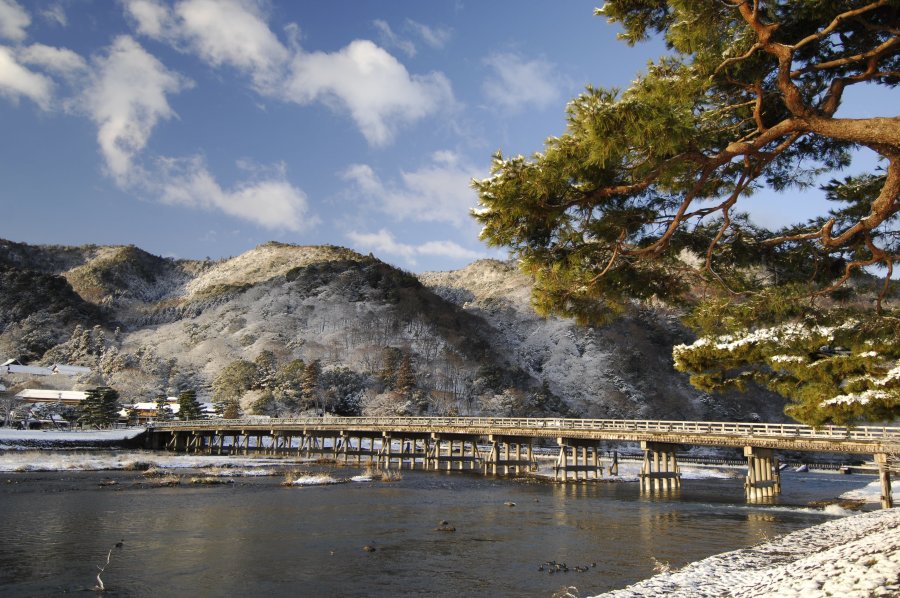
0, 1, 893, 272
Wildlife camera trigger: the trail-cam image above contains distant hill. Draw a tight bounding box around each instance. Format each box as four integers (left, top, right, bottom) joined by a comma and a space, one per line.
0, 238, 786, 420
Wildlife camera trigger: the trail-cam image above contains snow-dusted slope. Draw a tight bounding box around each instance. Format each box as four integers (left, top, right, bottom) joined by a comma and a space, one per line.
2, 240, 784, 420
420, 260, 786, 420
184, 243, 358, 299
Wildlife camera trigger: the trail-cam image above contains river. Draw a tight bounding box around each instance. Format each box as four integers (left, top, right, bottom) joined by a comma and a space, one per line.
0, 453, 877, 597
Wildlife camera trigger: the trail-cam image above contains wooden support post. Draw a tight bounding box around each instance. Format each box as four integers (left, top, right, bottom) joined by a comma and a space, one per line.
472, 440, 479, 471
875, 453, 894, 509
744, 447, 779, 502
558, 444, 568, 482
640, 442, 681, 494
503, 442, 510, 475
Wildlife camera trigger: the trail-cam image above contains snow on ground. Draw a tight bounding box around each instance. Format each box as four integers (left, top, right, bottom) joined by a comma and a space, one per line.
0, 450, 293, 473
530, 458, 742, 482
0, 428, 146, 446
841, 479, 900, 503
592, 508, 900, 598
288, 474, 343, 486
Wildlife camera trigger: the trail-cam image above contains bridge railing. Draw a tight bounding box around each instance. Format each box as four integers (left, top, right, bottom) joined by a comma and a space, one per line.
149, 416, 900, 442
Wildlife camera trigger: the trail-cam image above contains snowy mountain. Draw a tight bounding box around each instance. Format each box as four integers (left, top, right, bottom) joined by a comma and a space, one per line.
0, 239, 785, 420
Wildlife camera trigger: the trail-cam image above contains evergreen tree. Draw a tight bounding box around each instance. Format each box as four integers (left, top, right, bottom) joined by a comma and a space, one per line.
253, 350, 278, 390
473, 1, 900, 424
250, 390, 278, 417
394, 351, 416, 398
220, 399, 241, 419
178, 389, 203, 420
320, 367, 367, 416
301, 360, 321, 413
78, 387, 120, 428
154, 394, 173, 421
212, 359, 256, 415
378, 347, 402, 389
275, 358, 306, 413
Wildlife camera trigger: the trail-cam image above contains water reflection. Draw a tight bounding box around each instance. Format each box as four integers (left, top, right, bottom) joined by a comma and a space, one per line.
0, 465, 876, 597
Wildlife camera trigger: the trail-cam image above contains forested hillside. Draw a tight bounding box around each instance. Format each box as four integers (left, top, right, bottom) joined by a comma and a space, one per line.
0, 238, 784, 420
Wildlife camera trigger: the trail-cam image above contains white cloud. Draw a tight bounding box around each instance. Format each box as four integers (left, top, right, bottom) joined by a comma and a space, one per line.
0, 0, 29, 42
19, 44, 86, 77
157, 156, 316, 232
0, 45, 52, 108
406, 19, 451, 49
342, 150, 483, 226
374, 19, 416, 58
123, 0, 172, 39
40, 4, 67, 27
347, 228, 481, 266
483, 52, 561, 112
124, 0, 288, 92
416, 240, 482, 260
80, 35, 191, 185
124, 0, 453, 146
285, 40, 453, 146
175, 0, 288, 90
347, 229, 416, 262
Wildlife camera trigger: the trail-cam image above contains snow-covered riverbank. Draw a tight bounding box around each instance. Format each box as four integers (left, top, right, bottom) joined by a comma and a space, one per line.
593, 506, 900, 597
0, 427, 146, 448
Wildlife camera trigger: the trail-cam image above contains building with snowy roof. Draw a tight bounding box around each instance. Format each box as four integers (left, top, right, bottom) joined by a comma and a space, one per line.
15, 389, 90, 405
51, 364, 92, 376
2, 360, 53, 376
121, 398, 218, 423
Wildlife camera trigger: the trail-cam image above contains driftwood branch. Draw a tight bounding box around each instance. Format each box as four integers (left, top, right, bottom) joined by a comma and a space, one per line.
94, 549, 112, 592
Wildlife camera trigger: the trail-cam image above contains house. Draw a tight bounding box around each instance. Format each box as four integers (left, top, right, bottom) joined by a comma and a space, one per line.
121, 398, 218, 423
1, 360, 92, 377
15, 389, 90, 405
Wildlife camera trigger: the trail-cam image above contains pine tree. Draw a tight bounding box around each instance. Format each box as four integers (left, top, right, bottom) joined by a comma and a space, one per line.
378, 347, 402, 389
394, 351, 416, 398
154, 394, 173, 421
253, 350, 278, 391
212, 359, 256, 415
301, 360, 321, 413
472, 1, 900, 424
275, 358, 306, 413
178, 389, 203, 420
78, 387, 120, 428
220, 398, 241, 419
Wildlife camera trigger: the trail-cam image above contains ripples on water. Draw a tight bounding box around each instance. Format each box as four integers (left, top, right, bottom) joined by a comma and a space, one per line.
0, 458, 874, 597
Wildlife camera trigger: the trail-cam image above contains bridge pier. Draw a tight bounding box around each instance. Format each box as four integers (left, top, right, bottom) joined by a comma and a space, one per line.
874, 453, 894, 509
340, 432, 380, 465
430, 434, 480, 471
744, 446, 781, 502
555, 438, 603, 482
486, 435, 535, 475
639, 441, 681, 493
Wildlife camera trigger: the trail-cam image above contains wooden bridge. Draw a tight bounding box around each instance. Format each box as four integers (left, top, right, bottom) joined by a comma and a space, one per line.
146, 416, 900, 508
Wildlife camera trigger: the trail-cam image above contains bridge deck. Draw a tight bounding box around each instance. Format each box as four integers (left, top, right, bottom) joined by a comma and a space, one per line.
149, 417, 900, 454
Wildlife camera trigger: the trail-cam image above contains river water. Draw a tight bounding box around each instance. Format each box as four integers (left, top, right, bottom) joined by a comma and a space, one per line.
0, 455, 877, 597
